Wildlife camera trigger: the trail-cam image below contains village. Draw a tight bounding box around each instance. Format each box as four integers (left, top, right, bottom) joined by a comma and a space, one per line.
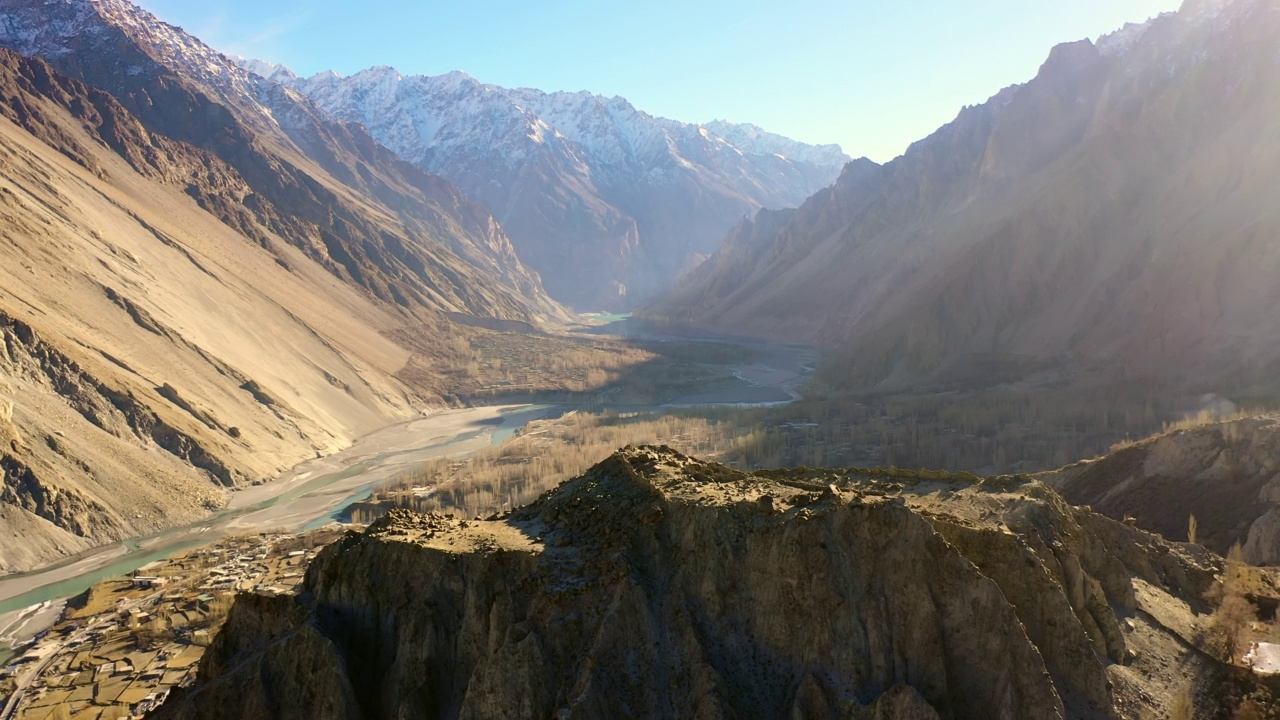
0, 527, 343, 720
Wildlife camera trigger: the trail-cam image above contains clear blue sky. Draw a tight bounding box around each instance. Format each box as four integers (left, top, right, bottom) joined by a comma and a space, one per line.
135, 0, 1183, 162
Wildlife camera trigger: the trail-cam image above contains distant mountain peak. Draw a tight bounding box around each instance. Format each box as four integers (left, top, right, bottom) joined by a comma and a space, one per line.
703, 119, 850, 168
246, 59, 851, 171
239, 57, 852, 310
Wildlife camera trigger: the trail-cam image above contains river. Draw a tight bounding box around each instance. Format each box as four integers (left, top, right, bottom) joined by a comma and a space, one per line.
0, 404, 557, 659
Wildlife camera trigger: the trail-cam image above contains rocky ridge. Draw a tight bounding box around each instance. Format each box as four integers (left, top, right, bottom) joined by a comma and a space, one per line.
1045, 414, 1280, 566
159, 447, 1230, 719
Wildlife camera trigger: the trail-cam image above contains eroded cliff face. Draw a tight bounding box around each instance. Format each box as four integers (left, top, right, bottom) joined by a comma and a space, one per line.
159, 448, 1223, 720
1044, 415, 1280, 565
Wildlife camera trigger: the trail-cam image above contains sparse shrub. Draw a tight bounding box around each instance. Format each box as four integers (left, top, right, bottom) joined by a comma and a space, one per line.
203, 594, 236, 626
130, 623, 154, 650
1234, 695, 1267, 720
1170, 683, 1194, 720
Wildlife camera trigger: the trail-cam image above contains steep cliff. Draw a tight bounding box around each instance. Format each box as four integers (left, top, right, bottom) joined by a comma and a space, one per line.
160, 447, 1228, 719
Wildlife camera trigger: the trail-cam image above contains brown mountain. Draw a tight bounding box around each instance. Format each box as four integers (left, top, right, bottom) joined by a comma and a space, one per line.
647, 0, 1280, 398
0, 0, 562, 324
0, 0, 572, 572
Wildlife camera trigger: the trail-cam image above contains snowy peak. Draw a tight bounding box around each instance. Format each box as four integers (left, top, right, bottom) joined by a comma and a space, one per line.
0, 0, 283, 131
235, 56, 297, 84
241, 59, 850, 174
703, 120, 851, 167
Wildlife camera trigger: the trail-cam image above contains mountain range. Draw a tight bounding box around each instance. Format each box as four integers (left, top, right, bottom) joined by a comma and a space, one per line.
647, 0, 1280, 400
241, 60, 850, 310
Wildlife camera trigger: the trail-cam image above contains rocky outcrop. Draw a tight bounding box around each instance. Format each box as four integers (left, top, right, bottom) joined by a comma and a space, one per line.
160, 447, 1223, 719
0, 453, 111, 538
1044, 414, 1280, 564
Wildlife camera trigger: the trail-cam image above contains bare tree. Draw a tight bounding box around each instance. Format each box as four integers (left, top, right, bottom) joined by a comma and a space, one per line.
1206, 542, 1254, 662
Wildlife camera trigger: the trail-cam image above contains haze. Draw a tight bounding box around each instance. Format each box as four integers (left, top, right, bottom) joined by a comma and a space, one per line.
135, 0, 1182, 161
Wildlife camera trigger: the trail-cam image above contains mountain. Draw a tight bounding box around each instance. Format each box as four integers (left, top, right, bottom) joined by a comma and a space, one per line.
241, 61, 851, 310
647, 0, 1280, 398
0, 0, 569, 572
156, 447, 1235, 719
0, 0, 562, 324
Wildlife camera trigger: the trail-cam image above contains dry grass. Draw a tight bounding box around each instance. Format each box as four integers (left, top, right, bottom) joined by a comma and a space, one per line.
391, 326, 658, 402
1162, 408, 1261, 435
353, 411, 763, 521
1108, 408, 1266, 455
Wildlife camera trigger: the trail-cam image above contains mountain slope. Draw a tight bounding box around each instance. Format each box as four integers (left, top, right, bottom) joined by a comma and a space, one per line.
156, 447, 1231, 719
244, 61, 851, 310
0, 47, 430, 571
648, 0, 1280, 397
0, 0, 564, 325
0, 0, 574, 572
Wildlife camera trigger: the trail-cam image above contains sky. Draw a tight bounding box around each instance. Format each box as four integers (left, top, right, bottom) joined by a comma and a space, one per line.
134, 0, 1184, 162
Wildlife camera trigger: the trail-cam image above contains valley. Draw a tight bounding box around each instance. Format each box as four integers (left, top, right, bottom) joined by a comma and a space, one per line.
0, 328, 813, 662
0, 0, 1278, 717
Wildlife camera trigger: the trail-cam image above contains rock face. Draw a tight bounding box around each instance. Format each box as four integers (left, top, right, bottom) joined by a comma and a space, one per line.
1044, 415, 1280, 564
646, 0, 1280, 398
244, 61, 851, 311
160, 447, 1222, 719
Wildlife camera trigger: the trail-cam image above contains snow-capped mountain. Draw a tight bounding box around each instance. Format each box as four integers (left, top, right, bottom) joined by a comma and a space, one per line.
702, 120, 849, 168
241, 61, 852, 310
